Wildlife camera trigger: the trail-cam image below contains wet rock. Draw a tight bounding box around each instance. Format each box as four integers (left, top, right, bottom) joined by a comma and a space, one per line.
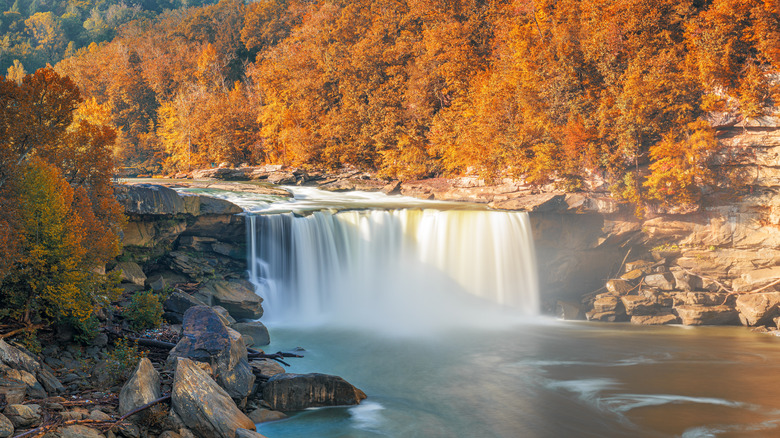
620, 295, 657, 316
111, 262, 147, 286
198, 280, 263, 320
606, 279, 633, 294
4, 404, 40, 428
231, 322, 270, 347
58, 425, 105, 438
262, 373, 367, 411
674, 305, 740, 325
0, 413, 13, 438
115, 184, 190, 215
267, 171, 297, 185
172, 358, 256, 438
643, 273, 676, 291
119, 358, 161, 422
247, 408, 287, 424
735, 292, 780, 326
197, 196, 243, 215
168, 306, 255, 400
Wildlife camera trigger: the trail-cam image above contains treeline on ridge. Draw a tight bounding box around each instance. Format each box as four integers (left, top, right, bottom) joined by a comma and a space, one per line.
44, 0, 780, 208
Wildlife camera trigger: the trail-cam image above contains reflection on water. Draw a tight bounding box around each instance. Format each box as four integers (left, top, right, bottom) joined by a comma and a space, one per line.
257, 321, 780, 438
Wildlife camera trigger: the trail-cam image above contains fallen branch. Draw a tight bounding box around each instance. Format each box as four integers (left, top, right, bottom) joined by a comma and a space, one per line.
0, 324, 46, 339
102, 394, 172, 433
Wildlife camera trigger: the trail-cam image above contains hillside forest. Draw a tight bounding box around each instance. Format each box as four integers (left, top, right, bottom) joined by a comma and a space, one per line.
1, 0, 780, 337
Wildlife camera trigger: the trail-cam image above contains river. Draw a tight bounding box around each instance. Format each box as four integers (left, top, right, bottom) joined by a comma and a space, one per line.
178, 185, 780, 438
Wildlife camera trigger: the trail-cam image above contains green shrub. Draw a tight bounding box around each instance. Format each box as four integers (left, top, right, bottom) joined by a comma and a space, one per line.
106, 338, 146, 383
125, 289, 164, 330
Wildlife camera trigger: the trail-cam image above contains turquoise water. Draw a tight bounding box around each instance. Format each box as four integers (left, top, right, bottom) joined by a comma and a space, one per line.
257, 322, 780, 438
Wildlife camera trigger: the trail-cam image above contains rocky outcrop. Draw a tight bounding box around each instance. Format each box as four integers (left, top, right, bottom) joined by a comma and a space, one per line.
0, 340, 63, 396
262, 373, 367, 411
3, 404, 40, 428
119, 358, 161, 422
0, 413, 12, 438
196, 280, 263, 321
168, 306, 255, 401
171, 358, 256, 438
735, 293, 780, 326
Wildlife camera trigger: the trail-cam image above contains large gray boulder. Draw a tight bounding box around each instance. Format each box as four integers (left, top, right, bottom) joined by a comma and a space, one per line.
168, 307, 255, 401
735, 292, 780, 326
198, 280, 263, 320
119, 358, 161, 422
262, 373, 367, 411
231, 322, 270, 347
172, 358, 256, 438
163, 290, 209, 323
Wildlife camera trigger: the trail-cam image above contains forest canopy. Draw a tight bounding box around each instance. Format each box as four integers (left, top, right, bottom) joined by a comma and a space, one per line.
12, 0, 780, 210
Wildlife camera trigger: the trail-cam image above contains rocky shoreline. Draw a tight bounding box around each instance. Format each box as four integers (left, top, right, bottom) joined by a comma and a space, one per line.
0, 184, 367, 438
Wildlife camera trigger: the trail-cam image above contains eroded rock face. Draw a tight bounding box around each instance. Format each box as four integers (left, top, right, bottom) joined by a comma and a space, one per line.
168, 306, 255, 401
262, 373, 367, 411
119, 358, 161, 421
172, 358, 256, 438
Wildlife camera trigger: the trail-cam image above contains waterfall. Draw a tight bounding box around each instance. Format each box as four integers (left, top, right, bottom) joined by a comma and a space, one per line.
247, 208, 539, 329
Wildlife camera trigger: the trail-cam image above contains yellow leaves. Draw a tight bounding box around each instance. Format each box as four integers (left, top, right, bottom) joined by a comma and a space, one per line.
644, 121, 718, 205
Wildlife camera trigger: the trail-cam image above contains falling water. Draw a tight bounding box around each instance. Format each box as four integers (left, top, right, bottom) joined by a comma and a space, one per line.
246, 207, 539, 329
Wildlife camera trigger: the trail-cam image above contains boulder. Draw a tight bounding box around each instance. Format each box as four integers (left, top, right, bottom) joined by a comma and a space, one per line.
606, 279, 633, 294
197, 196, 243, 215
267, 171, 297, 185
111, 262, 147, 286
163, 291, 209, 323
620, 295, 657, 316
673, 292, 730, 306
262, 373, 367, 411
620, 269, 644, 282
231, 322, 270, 347
3, 404, 40, 428
0, 367, 45, 399
212, 306, 236, 325
171, 358, 256, 438
735, 292, 780, 326
644, 273, 676, 291
585, 311, 621, 322
592, 295, 624, 314
115, 184, 190, 215
0, 414, 11, 438
168, 307, 255, 401
119, 358, 161, 422
671, 270, 703, 291
166, 251, 216, 279
489, 193, 567, 212
318, 178, 386, 192
0, 340, 39, 375
198, 280, 263, 320
625, 260, 654, 273
673, 305, 740, 325
247, 408, 287, 424
57, 425, 105, 438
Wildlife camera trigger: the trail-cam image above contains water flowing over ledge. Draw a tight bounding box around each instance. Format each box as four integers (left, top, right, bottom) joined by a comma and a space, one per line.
239, 188, 540, 330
